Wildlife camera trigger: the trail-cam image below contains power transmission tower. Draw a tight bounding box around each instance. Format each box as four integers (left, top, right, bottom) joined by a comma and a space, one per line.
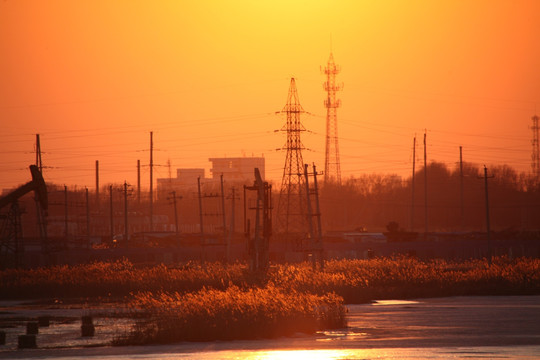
276, 78, 308, 246
322, 53, 342, 184
531, 114, 539, 178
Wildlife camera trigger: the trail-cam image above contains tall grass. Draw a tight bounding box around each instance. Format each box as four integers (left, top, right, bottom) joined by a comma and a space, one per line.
114, 285, 346, 343
1, 256, 539, 302
268, 256, 540, 302
0, 260, 246, 299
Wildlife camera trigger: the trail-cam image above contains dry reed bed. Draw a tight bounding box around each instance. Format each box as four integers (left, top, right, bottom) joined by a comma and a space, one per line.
114, 285, 346, 343
1, 256, 539, 301
269, 256, 540, 302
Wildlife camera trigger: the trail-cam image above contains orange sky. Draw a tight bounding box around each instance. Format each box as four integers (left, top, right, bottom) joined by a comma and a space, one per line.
1, 0, 539, 190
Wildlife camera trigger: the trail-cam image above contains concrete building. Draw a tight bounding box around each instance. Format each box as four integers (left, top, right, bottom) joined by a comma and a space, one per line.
208, 157, 265, 183
156, 168, 204, 198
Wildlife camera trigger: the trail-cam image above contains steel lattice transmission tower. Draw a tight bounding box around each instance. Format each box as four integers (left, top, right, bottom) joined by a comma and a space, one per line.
276, 78, 308, 240
532, 114, 540, 177
322, 52, 342, 184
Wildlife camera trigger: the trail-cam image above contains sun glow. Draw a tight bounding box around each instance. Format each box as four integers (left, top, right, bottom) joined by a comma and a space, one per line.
243, 349, 360, 360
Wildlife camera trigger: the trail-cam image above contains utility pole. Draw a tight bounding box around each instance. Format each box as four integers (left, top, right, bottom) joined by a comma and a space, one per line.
312, 163, 324, 270
137, 160, 141, 206
124, 181, 129, 248
86, 187, 90, 249
197, 177, 204, 242
410, 136, 416, 231
481, 165, 494, 265
64, 185, 68, 248
220, 174, 227, 238
227, 186, 237, 263
169, 191, 180, 238
95, 160, 100, 210
423, 131, 428, 240
149, 131, 154, 232
109, 185, 114, 242
531, 114, 540, 178
460, 146, 464, 230
35, 134, 43, 172
34, 134, 47, 251
304, 163, 324, 270
304, 164, 316, 269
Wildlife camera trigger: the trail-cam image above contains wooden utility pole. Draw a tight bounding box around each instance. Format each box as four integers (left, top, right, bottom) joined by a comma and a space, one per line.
170, 191, 180, 237
312, 163, 324, 270
124, 181, 129, 247
64, 185, 68, 247
460, 146, 464, 230
197, 177, 205, 263
304, 163, 324, 270
220, 174, 227, 237
149, 132, 154, 232
423, 131, 428, 240
304, 164, 316, 270
34, 134, 47, 248
411, 136, 416, 231
35, 134, 43, 172
109, 185, 114, 242
86, 187, 90, 249
243, 185, 247, 235
197, 177, 204, 240
95, 160, 99, 209
137, 160, 141, 206
482, 165, 494, 265
227, 187, 236, 263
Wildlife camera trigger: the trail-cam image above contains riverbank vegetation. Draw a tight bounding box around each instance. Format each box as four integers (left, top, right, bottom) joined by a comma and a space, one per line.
2, 256, 538, 342
114, 285, 346, 344
2, 256, 539, 302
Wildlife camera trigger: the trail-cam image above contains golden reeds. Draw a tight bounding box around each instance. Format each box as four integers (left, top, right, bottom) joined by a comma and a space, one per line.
114, 285, 346, 343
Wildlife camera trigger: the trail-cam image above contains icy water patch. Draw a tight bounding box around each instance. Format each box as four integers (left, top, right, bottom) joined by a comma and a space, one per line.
1, 296, 540, 359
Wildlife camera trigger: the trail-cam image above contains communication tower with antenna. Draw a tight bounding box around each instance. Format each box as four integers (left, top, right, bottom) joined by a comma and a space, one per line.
322, 53, 342, 184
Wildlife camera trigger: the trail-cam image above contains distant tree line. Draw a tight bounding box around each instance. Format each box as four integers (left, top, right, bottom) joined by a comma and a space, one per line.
9, 162, 540, 240
319, 161, 540, 233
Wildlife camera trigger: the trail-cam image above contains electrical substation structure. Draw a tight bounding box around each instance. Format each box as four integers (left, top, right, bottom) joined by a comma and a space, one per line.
276, 78, 309, 248
322, 53, 342, 184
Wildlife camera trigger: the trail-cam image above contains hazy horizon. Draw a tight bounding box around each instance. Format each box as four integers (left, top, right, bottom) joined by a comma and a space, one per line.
1, 1, 539, 190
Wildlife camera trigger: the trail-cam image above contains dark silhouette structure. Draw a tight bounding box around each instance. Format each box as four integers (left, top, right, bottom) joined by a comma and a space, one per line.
0, 165, 48, 268
322, 53, 342, 184
276, 78, 309, 248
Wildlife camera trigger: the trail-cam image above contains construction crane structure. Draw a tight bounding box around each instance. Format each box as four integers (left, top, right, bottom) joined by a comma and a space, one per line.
532, 114, 539, 178
276, 78, 308, 246
0, 165, 48, 268
322, 52, 342, 184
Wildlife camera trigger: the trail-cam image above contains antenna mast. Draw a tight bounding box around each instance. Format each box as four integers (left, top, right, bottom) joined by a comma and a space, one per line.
322, 53, 342, 184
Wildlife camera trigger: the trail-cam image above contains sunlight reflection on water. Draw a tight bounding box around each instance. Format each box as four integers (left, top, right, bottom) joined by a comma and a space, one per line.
236, 349, 357, 360
372, 300, 421, 306
93, 346, 540, 360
